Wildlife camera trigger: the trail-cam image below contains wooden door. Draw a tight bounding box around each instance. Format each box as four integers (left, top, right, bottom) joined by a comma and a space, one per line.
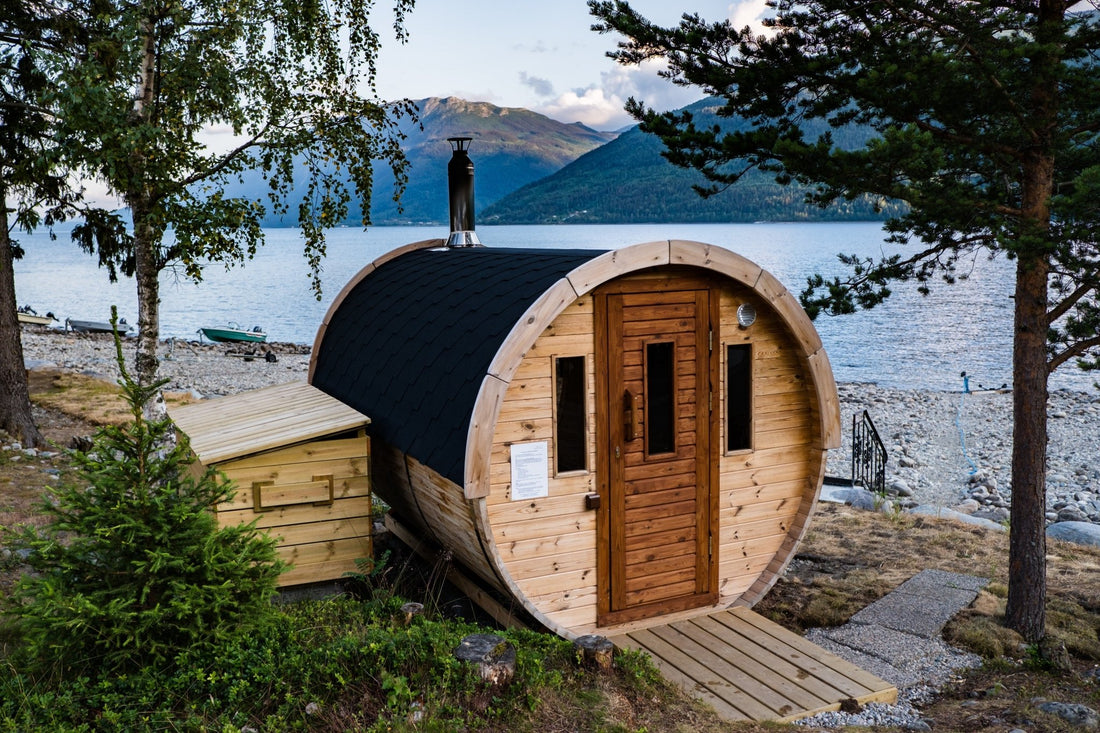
596, 277, 719, 626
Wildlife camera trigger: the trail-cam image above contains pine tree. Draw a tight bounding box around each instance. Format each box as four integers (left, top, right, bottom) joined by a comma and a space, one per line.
590, 0, 1100, 643
4, 312, 285, 674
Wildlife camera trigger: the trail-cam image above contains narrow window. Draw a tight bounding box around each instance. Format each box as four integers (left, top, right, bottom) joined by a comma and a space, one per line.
727, 344, 752, 451
645, 341, 676, 455
554, 356, 586, 473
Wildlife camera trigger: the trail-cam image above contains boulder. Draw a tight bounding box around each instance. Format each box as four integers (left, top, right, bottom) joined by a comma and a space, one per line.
908, 505, 1007, 531
1036, 702, 1099, 729
1046, 521, 1100, 548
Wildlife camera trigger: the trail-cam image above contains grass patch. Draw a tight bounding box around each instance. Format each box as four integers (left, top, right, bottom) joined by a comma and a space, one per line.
0, 594, 746, 732
28, 370, 129, 426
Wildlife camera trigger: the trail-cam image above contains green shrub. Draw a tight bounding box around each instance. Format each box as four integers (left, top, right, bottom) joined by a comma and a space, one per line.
2, 317, 284, 675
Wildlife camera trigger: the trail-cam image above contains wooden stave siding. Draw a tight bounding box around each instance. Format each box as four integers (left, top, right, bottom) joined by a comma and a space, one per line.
483, 279, 827, 637
211, 434, 373, 587
369, 441, 507, 594
485, 295, 600, 635
718, 285, 824, 606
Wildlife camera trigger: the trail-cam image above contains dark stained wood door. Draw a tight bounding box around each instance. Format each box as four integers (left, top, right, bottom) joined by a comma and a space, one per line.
596, 278, 719, 626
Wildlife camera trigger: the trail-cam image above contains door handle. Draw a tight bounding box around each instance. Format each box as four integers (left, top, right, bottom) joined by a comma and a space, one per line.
623, 389, 640, 442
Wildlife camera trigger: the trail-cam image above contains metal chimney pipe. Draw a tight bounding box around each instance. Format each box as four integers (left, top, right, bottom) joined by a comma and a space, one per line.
446, 136, 481, 247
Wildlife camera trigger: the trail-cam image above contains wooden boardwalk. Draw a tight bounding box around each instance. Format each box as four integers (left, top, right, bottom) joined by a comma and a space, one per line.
606, 607, 898, 723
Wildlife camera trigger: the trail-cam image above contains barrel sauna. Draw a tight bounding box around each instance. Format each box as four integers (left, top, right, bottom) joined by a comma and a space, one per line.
309, 239, 840, 638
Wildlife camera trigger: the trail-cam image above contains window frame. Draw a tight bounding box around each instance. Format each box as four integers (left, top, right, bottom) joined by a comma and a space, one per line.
725, 343, 753, 454
552, 354, 589, 476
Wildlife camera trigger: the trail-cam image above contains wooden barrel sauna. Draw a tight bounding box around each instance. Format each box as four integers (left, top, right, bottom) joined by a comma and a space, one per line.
309, 239, 840, 638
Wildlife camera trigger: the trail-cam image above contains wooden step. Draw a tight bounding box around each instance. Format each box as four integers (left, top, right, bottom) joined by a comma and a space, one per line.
606, 606, 897, 723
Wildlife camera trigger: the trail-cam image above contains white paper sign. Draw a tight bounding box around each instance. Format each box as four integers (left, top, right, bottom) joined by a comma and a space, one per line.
510, 442, 549, 500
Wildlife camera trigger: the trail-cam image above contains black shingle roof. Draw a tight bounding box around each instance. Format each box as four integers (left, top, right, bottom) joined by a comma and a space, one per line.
311, 246, 605, 486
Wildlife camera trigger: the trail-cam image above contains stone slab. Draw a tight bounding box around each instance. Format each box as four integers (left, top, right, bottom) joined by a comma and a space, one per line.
895, 569, 989, 595
851, 591, 976, 638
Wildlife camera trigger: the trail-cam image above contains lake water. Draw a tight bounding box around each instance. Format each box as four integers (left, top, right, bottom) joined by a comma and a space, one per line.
12, 221, 1094, 392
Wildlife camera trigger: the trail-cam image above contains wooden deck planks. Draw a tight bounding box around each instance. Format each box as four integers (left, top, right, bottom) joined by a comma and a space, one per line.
607, 607, 897, 723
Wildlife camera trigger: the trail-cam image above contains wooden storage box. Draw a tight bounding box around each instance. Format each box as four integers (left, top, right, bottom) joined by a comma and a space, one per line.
170, 382, 372, 587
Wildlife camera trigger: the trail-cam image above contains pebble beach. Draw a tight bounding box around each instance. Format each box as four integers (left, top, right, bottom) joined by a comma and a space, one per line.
17, 328, 1100, 527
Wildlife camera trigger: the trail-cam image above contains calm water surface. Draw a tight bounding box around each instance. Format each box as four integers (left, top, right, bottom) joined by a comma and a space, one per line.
12, 221, 1093, 392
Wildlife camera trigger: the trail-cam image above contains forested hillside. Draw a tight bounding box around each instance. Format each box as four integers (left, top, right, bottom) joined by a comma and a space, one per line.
482, 99, 901, 224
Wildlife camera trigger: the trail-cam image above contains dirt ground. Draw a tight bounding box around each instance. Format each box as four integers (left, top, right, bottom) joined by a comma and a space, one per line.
3, 373, 1100, 731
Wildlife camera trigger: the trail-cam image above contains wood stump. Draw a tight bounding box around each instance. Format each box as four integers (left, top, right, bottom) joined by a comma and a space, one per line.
573, 634, 615, 671
454, 633, 516, 686
400, 601, 424, 625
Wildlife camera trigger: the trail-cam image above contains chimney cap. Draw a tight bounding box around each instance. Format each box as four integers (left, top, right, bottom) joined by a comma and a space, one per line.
448, 136, 472, 151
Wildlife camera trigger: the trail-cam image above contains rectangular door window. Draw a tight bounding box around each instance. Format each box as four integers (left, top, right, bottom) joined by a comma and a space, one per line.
727, 344, 752, 451
645, 341, 676, 455
554, 355, 587, 473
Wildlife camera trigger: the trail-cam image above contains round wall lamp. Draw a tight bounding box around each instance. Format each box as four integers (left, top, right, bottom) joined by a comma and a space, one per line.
736, 303, 757, 329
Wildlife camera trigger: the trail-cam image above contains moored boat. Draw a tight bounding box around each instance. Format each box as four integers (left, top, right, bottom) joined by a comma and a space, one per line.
65, 317, 131, 334
16, 306, 55, 326
198, 323, 267, 343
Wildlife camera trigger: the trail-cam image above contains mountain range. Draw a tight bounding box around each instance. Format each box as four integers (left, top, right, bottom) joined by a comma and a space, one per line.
240, 96, 894, 226
482, 99, 896, 224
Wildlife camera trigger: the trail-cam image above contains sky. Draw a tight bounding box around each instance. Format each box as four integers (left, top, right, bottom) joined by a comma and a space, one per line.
92, 1, 766, 205
361, 1, 764, 131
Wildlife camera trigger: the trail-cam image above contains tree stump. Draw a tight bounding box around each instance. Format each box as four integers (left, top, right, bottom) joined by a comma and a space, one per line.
400, 601, 424, 625
573, 634, 615, 672
454, 633, 516, 686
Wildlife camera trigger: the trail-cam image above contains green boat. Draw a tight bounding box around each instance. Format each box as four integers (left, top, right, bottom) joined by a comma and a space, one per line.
198, 323, 267, 343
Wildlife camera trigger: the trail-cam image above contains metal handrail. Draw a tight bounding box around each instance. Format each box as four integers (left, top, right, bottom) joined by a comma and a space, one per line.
852, 410, 887, 495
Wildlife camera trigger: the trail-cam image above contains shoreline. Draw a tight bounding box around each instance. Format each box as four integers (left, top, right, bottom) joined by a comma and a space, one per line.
17, 327, 1100, 524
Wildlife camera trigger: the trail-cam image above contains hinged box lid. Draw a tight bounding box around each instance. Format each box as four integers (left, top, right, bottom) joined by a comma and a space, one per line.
169, 381, 370, 465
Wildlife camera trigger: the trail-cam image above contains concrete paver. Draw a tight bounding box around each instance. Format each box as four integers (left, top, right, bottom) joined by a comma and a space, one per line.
807, 568, 988, 690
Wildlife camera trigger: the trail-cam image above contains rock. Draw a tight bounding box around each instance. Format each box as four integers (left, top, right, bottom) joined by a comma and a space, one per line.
1038, 637, 1074, 672
973, 507, 1009, 523
899, 455, 918, 469
1047, 522, 1100, 548
822, 487, 882, 511
1057, 507, 1089, 523
909, 505, 1008, 531
956, 499, 982, 514
889, 479, 914, 497
454, 634, 516, 686
1036, 701, 1099, 729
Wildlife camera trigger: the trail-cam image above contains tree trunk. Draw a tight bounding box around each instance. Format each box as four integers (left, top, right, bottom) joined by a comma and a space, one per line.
1004, 0, 1061, 644
0, 195, 44, 447
132, 206, 161, 386
128, 17, 161, 388
1005, 253, 1049, 643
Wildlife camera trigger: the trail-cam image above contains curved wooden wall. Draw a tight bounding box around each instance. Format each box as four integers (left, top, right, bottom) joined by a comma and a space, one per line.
313, 240, 839, 638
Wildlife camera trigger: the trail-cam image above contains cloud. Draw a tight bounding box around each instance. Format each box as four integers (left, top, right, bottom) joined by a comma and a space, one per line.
536, 87, 623, 129
536, 59, 701, 129
519, 72, 555, 98
729, 0, 773, 36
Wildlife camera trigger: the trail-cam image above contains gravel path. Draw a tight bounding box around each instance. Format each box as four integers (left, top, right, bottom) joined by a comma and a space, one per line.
19, 328, 1100, 523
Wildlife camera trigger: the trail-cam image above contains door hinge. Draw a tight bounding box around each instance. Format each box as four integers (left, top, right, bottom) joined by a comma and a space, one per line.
709, 534, 714, 559
709, 391, 713, 412
708, 329, 713, 353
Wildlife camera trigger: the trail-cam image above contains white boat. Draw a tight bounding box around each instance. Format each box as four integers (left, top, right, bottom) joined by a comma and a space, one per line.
16, 306, 55, 326
65, 317, 131, 334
